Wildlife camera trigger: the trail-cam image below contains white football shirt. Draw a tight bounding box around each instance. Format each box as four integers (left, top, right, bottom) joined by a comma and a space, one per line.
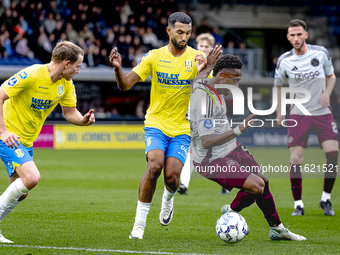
190, 79, 237, 164
275, 44, 334, 116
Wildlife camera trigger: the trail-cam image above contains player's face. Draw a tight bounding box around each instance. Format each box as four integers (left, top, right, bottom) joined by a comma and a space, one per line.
63, 54, 83, 80
287, 26, 308, 50
197, 40, 212, 55
216, 69, 242, 96
167, 22, 192, 50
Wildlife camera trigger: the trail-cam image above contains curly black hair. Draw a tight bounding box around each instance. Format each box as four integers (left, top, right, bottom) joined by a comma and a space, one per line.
168, 12, 192, 27
212, 54, 242, 77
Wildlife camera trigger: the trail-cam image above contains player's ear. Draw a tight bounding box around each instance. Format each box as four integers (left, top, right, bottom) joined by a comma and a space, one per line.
305, 31, 308, 39
64, 60, 70, 69
166, 26, 171, 36
286, 33, 290, 41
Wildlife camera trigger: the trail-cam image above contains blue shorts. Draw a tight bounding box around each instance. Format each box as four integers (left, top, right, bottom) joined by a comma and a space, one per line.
0, 140, 33, 177
144, 127, 190, 165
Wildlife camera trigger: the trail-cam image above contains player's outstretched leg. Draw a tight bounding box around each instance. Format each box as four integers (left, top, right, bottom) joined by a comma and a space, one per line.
160, 186, 176, 226
269, 225, 306, 241
289, 164, 304, 216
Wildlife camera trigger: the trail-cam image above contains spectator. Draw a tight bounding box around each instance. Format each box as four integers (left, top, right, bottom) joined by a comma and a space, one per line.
65, 23, 78, 44
79, 24, 95, 43
196, 17, 212, 35
44, 12, 56, 34
211, 26, 223, 45
120, 1, 132, 25
143, 27, 159, 50
15, 35, 34, 59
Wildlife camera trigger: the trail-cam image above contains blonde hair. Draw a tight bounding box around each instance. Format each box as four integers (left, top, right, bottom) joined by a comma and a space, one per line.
196, 33, 215, 47
51, 41, 84, 64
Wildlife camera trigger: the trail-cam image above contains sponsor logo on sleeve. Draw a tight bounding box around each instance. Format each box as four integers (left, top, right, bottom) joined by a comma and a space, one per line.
19, 71, 28, 80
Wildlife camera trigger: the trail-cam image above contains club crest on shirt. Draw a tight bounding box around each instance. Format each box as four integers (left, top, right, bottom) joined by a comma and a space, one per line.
311, 58, 319, 67
147, 137, 152, 147
185, 60, 193, 70
58, 85, 64, 96
7, 77, 18, 87
203, 119, 213, 129
14, 149, 24, 158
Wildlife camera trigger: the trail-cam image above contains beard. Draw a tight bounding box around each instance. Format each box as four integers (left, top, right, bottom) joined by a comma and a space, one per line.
294, 39, 305, 50
171, 37, 187, 50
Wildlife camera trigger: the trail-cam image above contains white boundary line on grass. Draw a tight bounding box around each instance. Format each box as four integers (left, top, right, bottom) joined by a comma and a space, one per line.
0, 244, 214, 255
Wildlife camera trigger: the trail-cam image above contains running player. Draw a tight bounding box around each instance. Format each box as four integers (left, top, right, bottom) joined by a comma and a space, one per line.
274, 19, 338, 216
110, 12, 207, 239
0, 41, 95, 243
190, 54, 306, 241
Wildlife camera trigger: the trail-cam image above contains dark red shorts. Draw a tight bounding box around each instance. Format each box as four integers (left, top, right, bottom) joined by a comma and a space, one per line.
193, 142, 260, 191
287, 114, 339, 148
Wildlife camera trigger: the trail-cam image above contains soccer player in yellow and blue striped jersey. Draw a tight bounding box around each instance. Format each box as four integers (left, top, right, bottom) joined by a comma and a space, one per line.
110, 12, 207, 239
0, 41, 95, 243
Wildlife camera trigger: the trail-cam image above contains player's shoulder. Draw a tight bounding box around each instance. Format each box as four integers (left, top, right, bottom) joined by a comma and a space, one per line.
309, 44, 331, 59
277, 49, 294, 69
16, 64, 45, 79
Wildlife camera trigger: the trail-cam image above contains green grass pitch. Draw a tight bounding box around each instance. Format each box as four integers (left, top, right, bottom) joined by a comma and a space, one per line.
0, 147, 339, 254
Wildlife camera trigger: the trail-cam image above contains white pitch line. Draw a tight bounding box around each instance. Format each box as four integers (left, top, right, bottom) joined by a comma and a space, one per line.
0, 244, 216, 255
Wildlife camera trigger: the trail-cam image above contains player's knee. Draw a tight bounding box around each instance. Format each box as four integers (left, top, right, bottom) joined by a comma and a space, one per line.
147, 162, 163, 179
251, 178, 265, 196
28, 172, 41, 188
164, 174, 179, 191
290, 153, 303, 165
18, 193, 28, 201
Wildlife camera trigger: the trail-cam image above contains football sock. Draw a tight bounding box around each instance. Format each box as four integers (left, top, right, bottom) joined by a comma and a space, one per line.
180, 153, 193, 188
230, 190, 256, 212
0, 200, 20, 222
134, 200, 151, 227
0, 178, 29, 213
324, 151, 338, 193
256, 182, 281, 227
294, 199, 304, 209
163, 186, 176, 201
320, 191, 331, 202
290, 164, 302, 201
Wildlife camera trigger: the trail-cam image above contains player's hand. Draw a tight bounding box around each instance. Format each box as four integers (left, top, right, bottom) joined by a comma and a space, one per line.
109, 47, 122, 69
239, 114, 256, 133
276, 113, 285, 126
319, 91, 330, 108
0, 130, 20, 149
194, 53, 207, 73
207, 45, 223, 67
82, 109, 95, 126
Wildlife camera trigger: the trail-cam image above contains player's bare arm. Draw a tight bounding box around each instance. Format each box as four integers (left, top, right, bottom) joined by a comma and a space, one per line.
0, 88, 20, 149
62, 107, 95, 126
200, 113, 256, 148
320, 72, 336, 108
274, 85, 285, 126
193, 45, 223, 83
109, 47, 141, 91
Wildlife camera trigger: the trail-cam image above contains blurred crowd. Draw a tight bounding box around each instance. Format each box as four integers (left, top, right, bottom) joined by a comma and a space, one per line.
0, 0, 234, 68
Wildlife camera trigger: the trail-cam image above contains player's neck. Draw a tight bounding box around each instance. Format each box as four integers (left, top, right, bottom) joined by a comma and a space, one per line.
47, 62, 63, 83
294, 43, 308, 56
168, 44, 187, 57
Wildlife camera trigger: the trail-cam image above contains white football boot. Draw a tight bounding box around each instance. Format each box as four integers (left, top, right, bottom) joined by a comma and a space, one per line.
129, 224, 145, 239
159, 196, 174, 226
0, 231, 13, 243
269, 226, 306, 241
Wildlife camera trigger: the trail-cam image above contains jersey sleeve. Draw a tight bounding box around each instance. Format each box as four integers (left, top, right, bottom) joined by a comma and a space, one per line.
191, 90, 215, 137
1, 70, 32, 97
60, 81, 77, 107
274, 62, 287, 86
132, 51, 153, 82
323, 48, 334, 76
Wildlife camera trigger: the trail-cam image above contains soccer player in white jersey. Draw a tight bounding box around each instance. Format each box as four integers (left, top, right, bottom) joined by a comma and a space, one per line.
0, 41, 95, 243
274, 19, 338, 216
110, 12, 208, 239
190, 54, 306, 241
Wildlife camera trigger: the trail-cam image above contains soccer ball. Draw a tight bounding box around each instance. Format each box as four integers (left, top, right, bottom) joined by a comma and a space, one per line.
216, 212, 249, 243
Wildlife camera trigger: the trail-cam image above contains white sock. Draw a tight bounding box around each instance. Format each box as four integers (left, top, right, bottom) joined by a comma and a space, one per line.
294, 200, 304, 209
0, 178, 29, 213
163, 186, 176, 201
321, 191, 331, 202
0, 200, 20, 222
271, 223, 284, 230
180, 153, 193, 188
134, 200, 151, 227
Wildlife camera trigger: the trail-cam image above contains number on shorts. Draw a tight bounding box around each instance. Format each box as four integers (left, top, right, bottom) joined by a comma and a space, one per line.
331, 122, 338, 134
241, 145, 252, 156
